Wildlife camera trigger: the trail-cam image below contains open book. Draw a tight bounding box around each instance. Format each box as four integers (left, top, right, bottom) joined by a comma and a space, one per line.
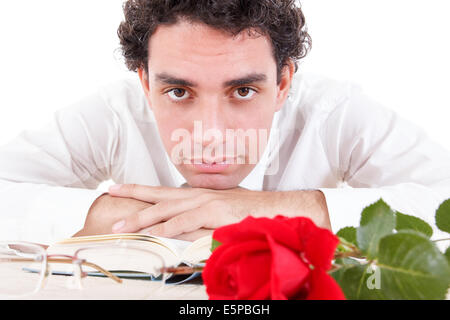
29, 233, 213, 282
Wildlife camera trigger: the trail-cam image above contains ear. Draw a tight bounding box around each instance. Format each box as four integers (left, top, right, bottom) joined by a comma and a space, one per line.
138, 67, 153, 109
275, 60, 296, 112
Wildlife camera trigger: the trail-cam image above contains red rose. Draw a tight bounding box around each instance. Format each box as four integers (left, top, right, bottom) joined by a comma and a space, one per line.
202, 216, 345, 300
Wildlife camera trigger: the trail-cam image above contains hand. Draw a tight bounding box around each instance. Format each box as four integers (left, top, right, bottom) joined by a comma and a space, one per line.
73, 193, 154, 237
107, 184, 330, 241
108, 185, 265, 240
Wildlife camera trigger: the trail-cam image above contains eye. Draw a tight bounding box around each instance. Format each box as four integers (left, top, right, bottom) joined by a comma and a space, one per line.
167, 88, 190, 101
233, 87, 256, 100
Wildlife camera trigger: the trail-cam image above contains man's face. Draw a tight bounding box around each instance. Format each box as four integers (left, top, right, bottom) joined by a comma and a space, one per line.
139, 20, 293, 189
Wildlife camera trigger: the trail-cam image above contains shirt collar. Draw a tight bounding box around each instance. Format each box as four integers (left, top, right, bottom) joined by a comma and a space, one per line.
166, 152, 189, 188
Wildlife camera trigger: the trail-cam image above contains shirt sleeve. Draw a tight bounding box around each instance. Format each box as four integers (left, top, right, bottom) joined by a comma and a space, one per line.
319, 86, 450, 241
0, 91, 122, 244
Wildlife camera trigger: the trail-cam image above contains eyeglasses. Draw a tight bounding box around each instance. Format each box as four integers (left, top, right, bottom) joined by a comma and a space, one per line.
0, 241, 171, 299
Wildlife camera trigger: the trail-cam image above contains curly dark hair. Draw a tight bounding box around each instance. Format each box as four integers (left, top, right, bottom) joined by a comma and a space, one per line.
117, 0, 311, 83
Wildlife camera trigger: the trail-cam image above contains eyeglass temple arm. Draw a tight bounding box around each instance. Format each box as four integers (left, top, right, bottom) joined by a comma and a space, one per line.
46, 258, 123, 284
161, 265, 205, 275
1, 257, 121, 283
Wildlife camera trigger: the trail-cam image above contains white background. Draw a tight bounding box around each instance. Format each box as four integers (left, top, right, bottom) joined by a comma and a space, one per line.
0, 0, 449, 152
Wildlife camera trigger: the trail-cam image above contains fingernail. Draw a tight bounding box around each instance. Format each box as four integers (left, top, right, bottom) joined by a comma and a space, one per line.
112, 220, 126, 233
109, 184, 123, 193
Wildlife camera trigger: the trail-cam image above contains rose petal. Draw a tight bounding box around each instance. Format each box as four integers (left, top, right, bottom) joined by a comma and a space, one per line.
249, 282, 271, 300
286, 216, 317, 243
303, 228, 339, 270
235, 250, 272, 299
205, 216, 343, 301
203, 239, 269, 300
267, 235, 310, 300
288, 217, 339, 270
306, 269, 346, 300
213, 216, 302, 250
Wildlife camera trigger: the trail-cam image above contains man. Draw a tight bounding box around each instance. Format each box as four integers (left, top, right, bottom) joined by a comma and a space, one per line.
1, 0, 449, 244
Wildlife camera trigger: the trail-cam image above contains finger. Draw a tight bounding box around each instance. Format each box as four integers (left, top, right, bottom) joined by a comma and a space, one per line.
139, 227, 214, 242
143, 209, 209, 238
108, 184, 202, 203
172, 229, 214, 242
111, 193, 215, 233
144, 203, 237, 238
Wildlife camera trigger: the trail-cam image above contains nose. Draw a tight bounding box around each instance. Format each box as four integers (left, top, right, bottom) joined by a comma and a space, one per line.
192, 97, 227, 148
201, 96, 227, 132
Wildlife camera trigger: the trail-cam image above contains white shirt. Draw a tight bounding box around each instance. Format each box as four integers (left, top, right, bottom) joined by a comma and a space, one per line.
1, 72, 449, 244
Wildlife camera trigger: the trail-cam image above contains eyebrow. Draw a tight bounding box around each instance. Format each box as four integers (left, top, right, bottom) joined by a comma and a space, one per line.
154, 72, 267, 88
155, 73, 196, 87
224, 73, 267, 87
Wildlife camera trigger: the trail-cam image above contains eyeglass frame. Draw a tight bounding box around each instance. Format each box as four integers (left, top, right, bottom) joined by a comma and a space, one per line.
0, 240, 172, 298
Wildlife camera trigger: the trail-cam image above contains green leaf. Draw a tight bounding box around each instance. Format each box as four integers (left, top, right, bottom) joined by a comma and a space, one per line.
356, 199, 396, 259
334, 231, 450, 300
436, 199, 450, 233
210, 238, 222, 252
445, 247, 450, 266
337, 227, 357, 246
330, 258, 374, 300
334, 257, 362, 267
375, 231, 450, 300
395, 211, 433, 238
331, 263, 384, 300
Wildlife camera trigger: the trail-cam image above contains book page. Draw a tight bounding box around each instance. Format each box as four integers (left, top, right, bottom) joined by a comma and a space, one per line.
55, 234, 193, 261
45, 233, 212, 273
150, 236, 192, 258
47, 234, 184, 272
180, 235, 213, 265
137, 234, 213, 265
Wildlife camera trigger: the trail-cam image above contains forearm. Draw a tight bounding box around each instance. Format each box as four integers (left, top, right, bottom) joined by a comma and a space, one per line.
266, 190, 331, 230
74, 193, 156, 237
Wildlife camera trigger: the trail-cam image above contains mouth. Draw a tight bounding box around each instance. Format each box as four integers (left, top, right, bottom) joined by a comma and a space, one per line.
187, 157, 237, 173
191, 157, 235, 164
191, 162, 231, 173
